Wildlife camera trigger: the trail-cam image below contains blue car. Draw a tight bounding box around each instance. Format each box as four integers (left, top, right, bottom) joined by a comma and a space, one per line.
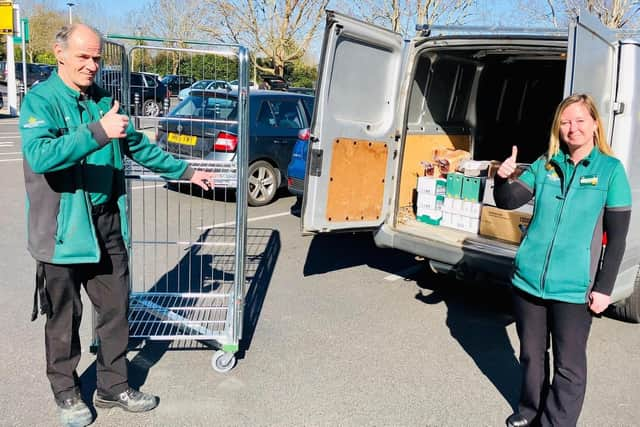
286, 128, 310, 197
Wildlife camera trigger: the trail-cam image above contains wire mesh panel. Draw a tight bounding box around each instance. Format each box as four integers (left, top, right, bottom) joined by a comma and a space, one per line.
98, 38, 251, 371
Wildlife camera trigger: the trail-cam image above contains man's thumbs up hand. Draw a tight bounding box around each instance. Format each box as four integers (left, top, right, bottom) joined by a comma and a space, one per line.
100, 100, 129, 139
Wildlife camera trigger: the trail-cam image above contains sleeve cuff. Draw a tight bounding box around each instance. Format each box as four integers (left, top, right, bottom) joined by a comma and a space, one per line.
88, 122, 111, 147
180, 165, 195, 180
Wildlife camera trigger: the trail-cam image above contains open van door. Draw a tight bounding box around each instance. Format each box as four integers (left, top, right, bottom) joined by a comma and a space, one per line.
564, 8, 618, 139
301, 11, 405, 233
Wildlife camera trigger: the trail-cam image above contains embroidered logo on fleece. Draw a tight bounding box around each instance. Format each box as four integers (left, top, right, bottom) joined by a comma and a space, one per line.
546, 170, 560, 182
579, 175, 599, 186
22, 116, 46, 128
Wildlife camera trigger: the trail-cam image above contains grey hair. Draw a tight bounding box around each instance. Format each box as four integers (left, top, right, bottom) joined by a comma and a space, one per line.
55, 23, 104, 50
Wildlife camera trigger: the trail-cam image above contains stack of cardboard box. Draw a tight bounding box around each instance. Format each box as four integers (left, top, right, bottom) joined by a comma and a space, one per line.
440, 172, 484, 233
412, 149, 535, 245
415, 176, 446, 225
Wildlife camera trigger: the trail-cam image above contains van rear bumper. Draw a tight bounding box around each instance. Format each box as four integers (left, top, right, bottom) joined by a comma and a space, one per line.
373, 223, 517, 279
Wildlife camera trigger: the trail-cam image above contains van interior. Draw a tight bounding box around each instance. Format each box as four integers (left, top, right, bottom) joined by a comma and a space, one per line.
395, 44, 567, 241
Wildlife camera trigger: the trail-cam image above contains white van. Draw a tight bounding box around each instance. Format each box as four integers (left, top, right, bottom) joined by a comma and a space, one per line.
301, 10, 640, 322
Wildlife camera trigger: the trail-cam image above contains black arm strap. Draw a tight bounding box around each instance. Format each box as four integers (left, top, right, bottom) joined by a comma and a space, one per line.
31, 262, 52, 321
593, 209, 631, 295
493, 176, 534, 210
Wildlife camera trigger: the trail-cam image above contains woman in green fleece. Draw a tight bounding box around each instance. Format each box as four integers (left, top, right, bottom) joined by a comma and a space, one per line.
494, 94, 631, 427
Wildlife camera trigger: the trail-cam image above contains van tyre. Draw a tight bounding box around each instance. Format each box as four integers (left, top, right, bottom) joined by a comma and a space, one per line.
143, 99, 161, 117
248, 160, 278, 206
607, 268, 640, 323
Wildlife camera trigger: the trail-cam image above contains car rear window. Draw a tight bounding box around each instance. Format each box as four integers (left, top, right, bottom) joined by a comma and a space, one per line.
173, 95, 238, 120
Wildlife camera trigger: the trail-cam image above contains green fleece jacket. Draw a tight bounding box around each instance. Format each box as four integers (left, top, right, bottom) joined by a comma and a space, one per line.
20, 71, 193, 264
510, 148, 632, 303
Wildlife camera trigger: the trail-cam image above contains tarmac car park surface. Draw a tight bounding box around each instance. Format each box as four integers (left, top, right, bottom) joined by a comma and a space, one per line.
0, 113, 638, 426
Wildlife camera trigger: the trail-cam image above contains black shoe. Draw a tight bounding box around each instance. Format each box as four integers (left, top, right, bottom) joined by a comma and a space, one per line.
94, 387, 158, 413
506, 413, 530, 427
56, 394, 93, 427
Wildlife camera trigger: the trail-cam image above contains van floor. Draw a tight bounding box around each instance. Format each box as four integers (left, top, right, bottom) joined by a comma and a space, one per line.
395, 205, 518, 254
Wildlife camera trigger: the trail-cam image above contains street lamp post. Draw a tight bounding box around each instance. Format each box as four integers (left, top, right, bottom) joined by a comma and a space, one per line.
66, 2, 75, 24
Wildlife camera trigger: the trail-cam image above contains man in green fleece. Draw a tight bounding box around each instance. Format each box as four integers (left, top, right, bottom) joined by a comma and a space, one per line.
20, 24, 215, 427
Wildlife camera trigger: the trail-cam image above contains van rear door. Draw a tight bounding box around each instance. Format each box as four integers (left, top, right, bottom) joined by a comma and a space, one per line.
301, 11, 405, 233
564, 8, 618, 138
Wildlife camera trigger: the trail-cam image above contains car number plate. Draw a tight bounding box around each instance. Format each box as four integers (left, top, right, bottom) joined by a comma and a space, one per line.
168, 132, 197, 146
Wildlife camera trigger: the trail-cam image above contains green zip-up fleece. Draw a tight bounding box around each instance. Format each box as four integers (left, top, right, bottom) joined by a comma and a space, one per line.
20, 71, 194, 264
511, 147, 631, 303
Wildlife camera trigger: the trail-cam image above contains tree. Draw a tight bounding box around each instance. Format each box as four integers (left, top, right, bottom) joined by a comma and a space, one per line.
202, 0, 329, 77
23, 5, 67, 63
352, 0, 475, 35
130, 0, 217, 74
516, 0, 640, 28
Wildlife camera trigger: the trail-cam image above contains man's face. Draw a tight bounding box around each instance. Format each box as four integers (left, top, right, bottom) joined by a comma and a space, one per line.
54, 26, 101, 92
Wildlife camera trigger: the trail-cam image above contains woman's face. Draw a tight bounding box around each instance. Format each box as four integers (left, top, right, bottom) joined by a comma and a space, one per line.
558, 102, 597, 152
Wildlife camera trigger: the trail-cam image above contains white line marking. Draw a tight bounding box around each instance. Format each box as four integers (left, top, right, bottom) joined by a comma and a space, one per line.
198, 211, 291, 230
0, 151, 21, 155
0, 135, 21, 137
384, 264, 424, 282
0, 158, 22, 162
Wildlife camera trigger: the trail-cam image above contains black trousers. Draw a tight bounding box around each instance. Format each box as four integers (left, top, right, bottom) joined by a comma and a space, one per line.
41, 206, 130, 401
512, 288, 593, 427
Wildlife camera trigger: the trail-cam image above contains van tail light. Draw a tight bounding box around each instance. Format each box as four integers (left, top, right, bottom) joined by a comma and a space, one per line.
298, 128, 310, 141
213, 132, 238, 152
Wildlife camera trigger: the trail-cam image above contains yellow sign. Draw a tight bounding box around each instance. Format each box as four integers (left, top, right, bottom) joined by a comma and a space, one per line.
0, 3, 13, 35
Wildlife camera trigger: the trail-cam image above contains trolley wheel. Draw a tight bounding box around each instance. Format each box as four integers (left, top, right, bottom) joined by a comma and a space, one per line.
211, 350, 236, 373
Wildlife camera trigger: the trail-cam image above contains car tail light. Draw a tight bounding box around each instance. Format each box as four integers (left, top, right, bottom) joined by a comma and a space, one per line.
213, 132, 238, 152
297, 128, 310, 141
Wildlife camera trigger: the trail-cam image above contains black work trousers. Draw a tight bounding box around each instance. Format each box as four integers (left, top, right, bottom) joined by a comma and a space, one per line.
512, 288, 593, 427
42, 205, 130, 401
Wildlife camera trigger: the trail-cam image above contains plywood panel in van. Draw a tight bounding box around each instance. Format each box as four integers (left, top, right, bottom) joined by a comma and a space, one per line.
326, 139, 389, 222
398, 134, 471, 208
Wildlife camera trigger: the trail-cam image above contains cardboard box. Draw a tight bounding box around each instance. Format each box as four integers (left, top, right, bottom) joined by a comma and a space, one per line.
461, 176, 485, 202
417, 209, 443, 225
417, 177, 446, 195
445, 173, 464, 198
417, 193, 445, 211
483, 178, 496, 206
480, 206, 532, 244
461, 201, 482, 218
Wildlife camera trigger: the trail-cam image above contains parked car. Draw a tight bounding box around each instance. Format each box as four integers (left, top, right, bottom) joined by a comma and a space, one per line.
286, 128, 310, 197
288, 87, 315, 96
301, 10, 640, 321
0, 61, 50, 88
101, 70, 169, 116
178, 80, 231, 100
162, 74, 196, 95
228, 79, 258, 91
157, 90, 314, 206
259, 74, 289, 90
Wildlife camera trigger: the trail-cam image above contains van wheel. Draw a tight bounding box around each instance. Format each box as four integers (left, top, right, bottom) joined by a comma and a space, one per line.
143, 99, 161, 117
247, 161, 278, 206
607, 268, 640, 323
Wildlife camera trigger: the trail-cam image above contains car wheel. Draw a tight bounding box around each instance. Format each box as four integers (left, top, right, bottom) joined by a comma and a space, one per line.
247, 161, 278, 206
143, 99, 161, 117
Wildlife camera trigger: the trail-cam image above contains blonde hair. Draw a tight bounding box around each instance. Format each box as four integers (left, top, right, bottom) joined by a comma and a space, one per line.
547, 93, 613, 162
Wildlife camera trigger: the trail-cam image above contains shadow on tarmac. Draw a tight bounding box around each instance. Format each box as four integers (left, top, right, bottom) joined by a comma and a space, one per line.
302, 231, 522, 410
80, 226, 280, 408
302, 232, 418, 276
414, 268, 521, 411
